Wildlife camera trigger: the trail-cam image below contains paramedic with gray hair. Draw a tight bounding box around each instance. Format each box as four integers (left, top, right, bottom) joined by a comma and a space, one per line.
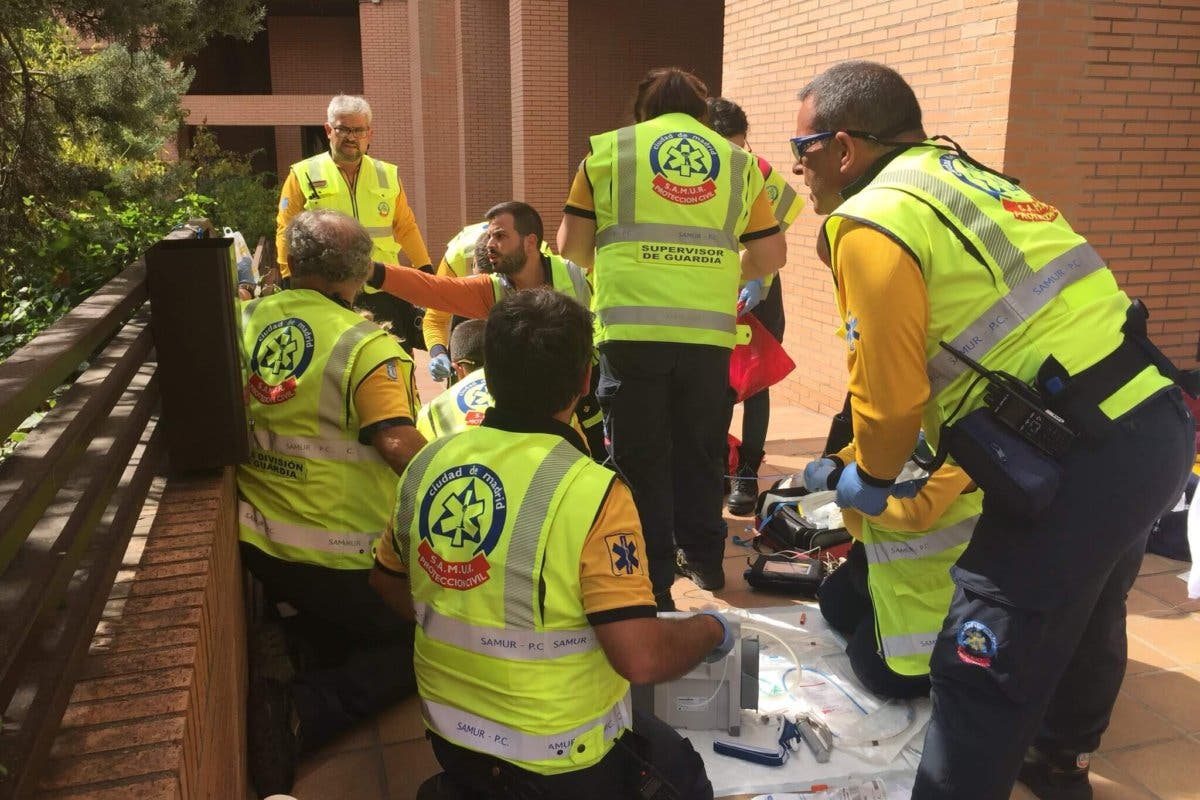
273, 94, 432, 285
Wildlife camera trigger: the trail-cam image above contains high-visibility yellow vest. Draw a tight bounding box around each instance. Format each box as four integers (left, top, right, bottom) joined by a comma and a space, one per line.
587, 112, 765, 348
291, 151, 402, 264
763, 159, 802, 233
825, 145, 1172, 443
442, 222, 555, 278
862, 490, 982, 676
237, 289, 415, 569
416, 368, 491, 439
395, 427, 628, 774
489, 254, 591, 308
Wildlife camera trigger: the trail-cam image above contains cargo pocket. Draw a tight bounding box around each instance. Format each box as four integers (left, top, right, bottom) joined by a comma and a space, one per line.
932, 583, 1049, 706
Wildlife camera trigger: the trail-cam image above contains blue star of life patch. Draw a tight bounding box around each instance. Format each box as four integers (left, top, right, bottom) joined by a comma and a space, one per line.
845, 314, 861, 352
606, 533, 642, 576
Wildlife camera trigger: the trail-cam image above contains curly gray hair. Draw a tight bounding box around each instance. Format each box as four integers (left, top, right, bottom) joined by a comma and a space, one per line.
285, 210, 373, 284
327, 94, 372, 124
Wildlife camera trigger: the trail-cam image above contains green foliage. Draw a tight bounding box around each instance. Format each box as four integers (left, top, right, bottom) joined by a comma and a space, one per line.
0, 2, 269, 362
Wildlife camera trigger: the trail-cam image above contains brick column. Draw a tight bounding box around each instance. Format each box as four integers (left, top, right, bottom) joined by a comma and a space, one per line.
360, 0, 419, 251
510, 0, 570, 244
405, 0, 466, 260
457, 0, 512, 223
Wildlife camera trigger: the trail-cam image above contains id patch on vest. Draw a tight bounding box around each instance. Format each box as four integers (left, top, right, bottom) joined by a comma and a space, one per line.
455, 375, 491, 414
248, 450, 308, 481
938, 153, 1059, 222
249, 317, 316, 404
417, 463, 507, 590
648, 131, 721, 205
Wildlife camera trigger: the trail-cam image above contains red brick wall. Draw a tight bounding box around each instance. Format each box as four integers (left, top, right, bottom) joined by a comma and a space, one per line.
360, 1, 420, 264
1007, 0, 1200, 365
406, 0, 466, 261
456, 0, 513, 236
36, 471, 247, 799
267, 17, 363, 95
510, 0, 571, 242
566, 0, 725, 183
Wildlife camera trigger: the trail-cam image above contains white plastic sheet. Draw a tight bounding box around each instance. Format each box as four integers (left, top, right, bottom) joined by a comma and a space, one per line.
684, 606, 927, 799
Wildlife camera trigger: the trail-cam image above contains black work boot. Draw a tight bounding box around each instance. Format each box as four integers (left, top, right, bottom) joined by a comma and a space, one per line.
675, 548, 726, 591
1017, 746, 1093, 800
247, 677, 301, 798
727, 448, 763, 516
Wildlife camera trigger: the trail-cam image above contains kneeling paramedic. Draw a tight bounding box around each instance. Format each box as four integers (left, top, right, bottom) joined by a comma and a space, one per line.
370, 288, 732, 799
812, 444, 980, 700
795, 61, 1195, 800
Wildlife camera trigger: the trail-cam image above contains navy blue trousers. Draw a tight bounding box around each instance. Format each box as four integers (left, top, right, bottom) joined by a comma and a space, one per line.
241, 543, 416, 752
597, 341, 734, 599
912, 389, 1195, 799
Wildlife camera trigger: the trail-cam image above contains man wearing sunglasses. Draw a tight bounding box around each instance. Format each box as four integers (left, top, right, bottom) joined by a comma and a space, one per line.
275, 94, 433, 351
794, 61, 1193, 800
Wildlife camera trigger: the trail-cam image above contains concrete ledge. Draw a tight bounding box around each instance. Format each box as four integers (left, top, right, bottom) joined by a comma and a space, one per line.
35, 468, 248, 799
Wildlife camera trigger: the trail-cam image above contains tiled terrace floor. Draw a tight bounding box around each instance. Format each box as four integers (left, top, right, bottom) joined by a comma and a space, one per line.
286, 371, 1200, 800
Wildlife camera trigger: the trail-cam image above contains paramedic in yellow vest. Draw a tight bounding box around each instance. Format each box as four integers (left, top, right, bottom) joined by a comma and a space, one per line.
370, 288, 730, 799
416, 320, 490, 439
423, 220, 557, 380
794, 61, 1194, 800
371, 201, 606, 459
239, 210, 427, 799
275, 94, 433, 349
558, 67, 787, 609
813, 446, 980, 699
706, 96, 804, 517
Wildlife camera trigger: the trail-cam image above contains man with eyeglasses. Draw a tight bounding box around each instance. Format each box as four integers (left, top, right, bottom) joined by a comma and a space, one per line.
793, 60, 1194, 800
275, 94, 433, 350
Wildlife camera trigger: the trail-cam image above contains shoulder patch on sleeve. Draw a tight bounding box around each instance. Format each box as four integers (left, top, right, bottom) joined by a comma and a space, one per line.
605, 532, 644, 576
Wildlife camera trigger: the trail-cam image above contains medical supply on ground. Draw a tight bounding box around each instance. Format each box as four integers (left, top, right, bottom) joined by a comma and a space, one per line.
744, 552, 826, 596
749, 777, 889, 799
635, 615, 759, 735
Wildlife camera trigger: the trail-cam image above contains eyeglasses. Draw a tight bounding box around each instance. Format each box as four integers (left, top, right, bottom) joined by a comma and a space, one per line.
789, 130, 884, 160
332, 125, 370, 138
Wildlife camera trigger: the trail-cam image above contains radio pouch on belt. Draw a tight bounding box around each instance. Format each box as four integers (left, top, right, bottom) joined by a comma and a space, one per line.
944, 407, 1062, 520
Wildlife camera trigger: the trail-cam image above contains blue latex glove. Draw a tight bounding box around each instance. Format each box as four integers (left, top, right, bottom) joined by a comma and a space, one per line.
891, 477, 928, 498
834, 462, 897, 516
802, 457, 839, 492
738, 279, 764, 315
698, 610, 734, 663
429, 353, 453, 381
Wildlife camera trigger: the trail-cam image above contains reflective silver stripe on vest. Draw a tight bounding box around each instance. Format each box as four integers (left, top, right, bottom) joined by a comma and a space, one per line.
373, 158, 390, 190
422, 694, 631, 763
239, 499, 378, 555
565, 260, 591, 306
393, 435, 456, 560
598, 305, 736, 336
775, 182, 799, 231
363, 225, 393, 238
880, 630, 940, 659
926, 241, 1106, 394
319, 320, 382, 427
250, 428, 382, 464
722, 146, 750, 245
413, 601, 598, 659
863, 516, 978, 565
882, 168, 1038, 290
595, 222, 737, 252
504, 440, 586, 627
616, 125, 638, 225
